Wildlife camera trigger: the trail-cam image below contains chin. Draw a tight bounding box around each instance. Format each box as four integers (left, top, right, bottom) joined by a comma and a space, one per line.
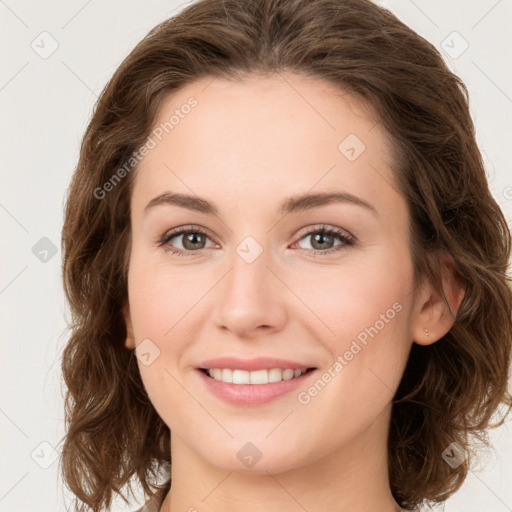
192, 436, 311, 475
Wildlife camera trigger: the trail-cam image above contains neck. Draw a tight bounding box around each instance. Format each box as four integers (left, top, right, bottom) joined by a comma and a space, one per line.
159, 404, 404, 512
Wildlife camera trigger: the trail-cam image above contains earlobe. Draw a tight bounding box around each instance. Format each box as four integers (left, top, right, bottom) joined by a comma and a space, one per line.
123, 299, 136, 350
412, 252, 466, 346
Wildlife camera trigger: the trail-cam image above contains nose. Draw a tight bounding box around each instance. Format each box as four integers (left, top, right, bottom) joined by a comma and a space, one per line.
213, 243, 287, 339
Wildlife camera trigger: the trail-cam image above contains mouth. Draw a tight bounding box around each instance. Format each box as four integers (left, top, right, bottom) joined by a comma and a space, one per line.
196, 356, 319, 405
196, 365, 318, 405
199, 367, 317, 385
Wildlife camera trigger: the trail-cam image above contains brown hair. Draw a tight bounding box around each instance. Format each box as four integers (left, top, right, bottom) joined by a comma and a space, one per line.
59, 0, 512, 510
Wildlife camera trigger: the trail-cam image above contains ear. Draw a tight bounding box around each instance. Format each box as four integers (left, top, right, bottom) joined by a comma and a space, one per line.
411, 252, 466, 346
123, 299, 136, 350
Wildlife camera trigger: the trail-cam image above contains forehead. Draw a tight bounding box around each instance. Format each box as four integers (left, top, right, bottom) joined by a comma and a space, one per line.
131, 72, 401, 218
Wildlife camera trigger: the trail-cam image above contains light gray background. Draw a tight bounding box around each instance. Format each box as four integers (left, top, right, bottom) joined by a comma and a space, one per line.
1, 0, 511, 511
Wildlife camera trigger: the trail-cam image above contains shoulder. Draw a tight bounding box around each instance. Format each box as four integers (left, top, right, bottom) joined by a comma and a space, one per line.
133, 482, 169, 512
132, 500, 159, 512
134, 479, 171, 512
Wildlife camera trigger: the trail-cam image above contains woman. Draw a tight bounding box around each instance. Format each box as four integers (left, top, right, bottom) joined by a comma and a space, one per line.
59, 0, 512, 511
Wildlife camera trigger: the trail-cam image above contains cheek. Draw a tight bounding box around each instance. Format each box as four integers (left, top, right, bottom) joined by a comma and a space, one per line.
292, 252, 413, 347
292, 249, 414, 403
127, 273, 188, 425
127, 255, 203, 339
126, 258, 209, 419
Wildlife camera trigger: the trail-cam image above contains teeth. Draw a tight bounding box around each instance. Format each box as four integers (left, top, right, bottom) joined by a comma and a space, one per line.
205, 368, 308, 384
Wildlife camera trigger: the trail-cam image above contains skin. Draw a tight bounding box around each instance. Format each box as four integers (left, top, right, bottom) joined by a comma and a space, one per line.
123, 72, 465, 512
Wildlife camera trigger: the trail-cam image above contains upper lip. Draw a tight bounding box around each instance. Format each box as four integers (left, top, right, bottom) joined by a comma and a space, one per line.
199, 357, 316, 371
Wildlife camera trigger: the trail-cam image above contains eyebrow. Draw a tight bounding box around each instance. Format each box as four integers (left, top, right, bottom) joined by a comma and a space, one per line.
144, 191, 378, 217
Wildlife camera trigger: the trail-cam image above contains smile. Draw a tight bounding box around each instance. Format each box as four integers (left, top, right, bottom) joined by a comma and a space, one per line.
197, 366, 318, 405
201, 367, 314, 384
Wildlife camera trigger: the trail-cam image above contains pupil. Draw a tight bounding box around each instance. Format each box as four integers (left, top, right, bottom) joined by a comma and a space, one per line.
313, 232, 333, 250
185, 232, 204, 250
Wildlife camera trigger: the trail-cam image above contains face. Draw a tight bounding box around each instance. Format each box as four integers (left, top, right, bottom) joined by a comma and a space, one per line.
123, 72, 423, 474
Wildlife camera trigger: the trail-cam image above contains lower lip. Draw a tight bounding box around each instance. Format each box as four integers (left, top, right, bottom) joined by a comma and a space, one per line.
197, 369, 316, 406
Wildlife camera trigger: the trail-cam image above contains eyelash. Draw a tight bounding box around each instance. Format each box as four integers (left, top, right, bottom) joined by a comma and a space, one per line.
156, 224, 355, 257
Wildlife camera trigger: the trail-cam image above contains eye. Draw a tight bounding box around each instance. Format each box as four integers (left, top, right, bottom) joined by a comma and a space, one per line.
292, 225, 355, 256
156, 224, 355, 257
157, 225, 215, 256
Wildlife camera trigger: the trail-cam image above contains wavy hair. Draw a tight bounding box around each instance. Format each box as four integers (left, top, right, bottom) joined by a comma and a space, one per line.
59, 0, 512, 510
